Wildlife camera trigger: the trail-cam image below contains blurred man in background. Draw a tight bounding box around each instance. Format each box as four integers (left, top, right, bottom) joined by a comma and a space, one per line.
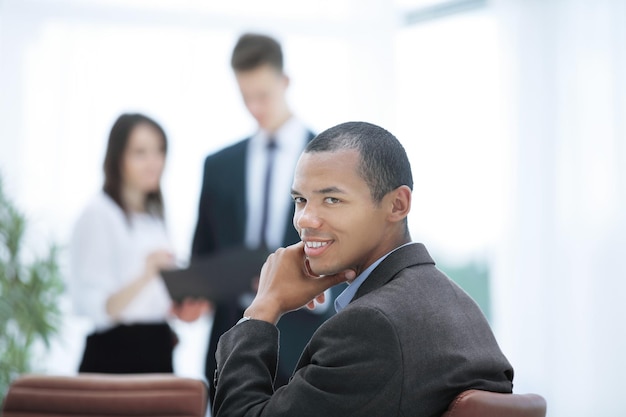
191, 32, 342, 403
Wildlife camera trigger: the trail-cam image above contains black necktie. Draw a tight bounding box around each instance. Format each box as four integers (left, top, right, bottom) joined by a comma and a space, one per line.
259, 138, 277, 249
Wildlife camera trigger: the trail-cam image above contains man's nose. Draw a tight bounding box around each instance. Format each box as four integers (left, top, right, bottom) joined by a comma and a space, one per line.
295, 205, 322, 230
246, 99, 264, 118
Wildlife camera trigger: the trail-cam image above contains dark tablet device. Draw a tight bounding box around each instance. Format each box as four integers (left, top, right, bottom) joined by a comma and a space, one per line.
161, 247, 270, 303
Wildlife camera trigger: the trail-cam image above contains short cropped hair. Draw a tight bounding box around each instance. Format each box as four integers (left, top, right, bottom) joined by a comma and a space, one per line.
305, 121, 413, 203
231, 33, 283, 72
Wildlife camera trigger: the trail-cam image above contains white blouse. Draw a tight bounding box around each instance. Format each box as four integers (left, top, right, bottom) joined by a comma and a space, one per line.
69, 192, 173, 331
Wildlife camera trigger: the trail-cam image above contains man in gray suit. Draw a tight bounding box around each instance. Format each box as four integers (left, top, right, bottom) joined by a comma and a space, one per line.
213, 121, 514, 417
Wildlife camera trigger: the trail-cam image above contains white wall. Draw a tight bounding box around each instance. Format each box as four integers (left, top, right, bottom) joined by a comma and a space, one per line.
492, 1, 626, 415
395, 10, 508, 263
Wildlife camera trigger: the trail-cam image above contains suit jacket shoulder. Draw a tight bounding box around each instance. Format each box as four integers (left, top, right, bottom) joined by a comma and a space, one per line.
203, 137, 249, 172
192, 138, 250, 256
334, 243, 514, 415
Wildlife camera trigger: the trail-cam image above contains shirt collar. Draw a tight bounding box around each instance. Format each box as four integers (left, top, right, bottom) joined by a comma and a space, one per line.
255, 116, 306, 153
334, 242, 416, 313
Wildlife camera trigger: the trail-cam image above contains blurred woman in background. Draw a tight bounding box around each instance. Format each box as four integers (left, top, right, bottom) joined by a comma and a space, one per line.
70, 113, 204, 373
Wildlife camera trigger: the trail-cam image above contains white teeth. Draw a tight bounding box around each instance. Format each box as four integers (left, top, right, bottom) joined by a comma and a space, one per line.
305, 241, 329, 249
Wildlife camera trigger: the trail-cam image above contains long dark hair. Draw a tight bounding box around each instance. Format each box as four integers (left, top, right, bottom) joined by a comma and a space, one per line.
102, 113, 168, 219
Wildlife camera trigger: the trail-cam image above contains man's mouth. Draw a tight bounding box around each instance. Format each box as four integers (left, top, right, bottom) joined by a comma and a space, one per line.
303, 240, 332, 256
305, 241, 330, 249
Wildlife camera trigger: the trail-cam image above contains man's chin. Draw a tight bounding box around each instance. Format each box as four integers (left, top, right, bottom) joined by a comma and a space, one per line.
307, 260, 340, 278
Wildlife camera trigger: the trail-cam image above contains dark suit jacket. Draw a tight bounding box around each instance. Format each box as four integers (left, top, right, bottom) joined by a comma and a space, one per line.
192, 138, 300, 254
192, 131, 343, 393
213, 243, 514, 417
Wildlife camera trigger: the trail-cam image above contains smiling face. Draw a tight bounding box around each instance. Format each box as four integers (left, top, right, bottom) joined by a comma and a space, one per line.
292, 149, 409, 277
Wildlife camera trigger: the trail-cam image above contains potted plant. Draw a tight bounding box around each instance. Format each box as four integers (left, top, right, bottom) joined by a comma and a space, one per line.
0, 174, 64, 402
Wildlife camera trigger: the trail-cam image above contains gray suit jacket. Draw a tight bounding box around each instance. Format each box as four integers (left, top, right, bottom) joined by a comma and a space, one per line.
214, 243, 513, 417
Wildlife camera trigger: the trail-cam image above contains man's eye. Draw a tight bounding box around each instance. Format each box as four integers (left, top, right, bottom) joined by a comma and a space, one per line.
293, 197, 306, 204
324, 197, 339, 204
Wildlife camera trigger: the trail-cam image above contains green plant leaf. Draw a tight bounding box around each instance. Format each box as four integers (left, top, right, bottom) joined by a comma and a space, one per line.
0, 173, 65, 400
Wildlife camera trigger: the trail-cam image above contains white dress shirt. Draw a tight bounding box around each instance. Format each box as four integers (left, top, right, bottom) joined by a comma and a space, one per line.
244, 116, 308, 250
243, 117, 330, 313
69, 192, 172, 331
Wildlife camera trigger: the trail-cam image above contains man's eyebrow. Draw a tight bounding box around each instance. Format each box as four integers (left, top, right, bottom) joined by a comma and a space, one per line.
316, 186, 346, 194
291, 186, 346, 195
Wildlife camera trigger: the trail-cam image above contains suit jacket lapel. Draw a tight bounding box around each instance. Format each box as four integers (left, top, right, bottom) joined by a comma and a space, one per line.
353, 243, 435, 302
232, 139, 249, 242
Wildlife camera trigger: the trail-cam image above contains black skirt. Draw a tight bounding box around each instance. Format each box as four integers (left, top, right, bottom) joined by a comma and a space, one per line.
79, 322, 176, 373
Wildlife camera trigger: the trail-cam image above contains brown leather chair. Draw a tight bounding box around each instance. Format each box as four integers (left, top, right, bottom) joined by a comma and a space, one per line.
442, 389, 547, 417
1, 373, 208, 417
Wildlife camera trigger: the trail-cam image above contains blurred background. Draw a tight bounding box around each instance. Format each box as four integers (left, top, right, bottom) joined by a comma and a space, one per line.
1, 0, 624, 415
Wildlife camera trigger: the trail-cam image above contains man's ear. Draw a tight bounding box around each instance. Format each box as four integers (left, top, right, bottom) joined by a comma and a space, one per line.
387, 185, 411, 223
